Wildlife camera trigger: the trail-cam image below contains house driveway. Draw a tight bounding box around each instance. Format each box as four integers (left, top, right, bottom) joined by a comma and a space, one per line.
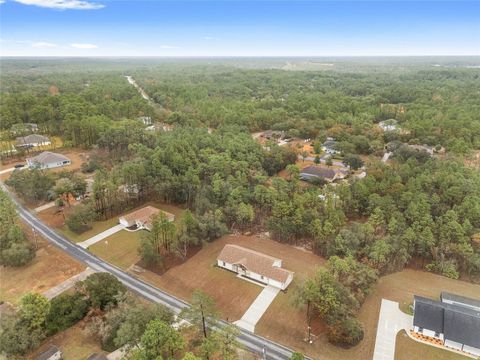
234, 285, 280, 333
33, 201, 56, 213
373, 299, 413, 360
43, 267, 96, 299
78, 224, 125, 249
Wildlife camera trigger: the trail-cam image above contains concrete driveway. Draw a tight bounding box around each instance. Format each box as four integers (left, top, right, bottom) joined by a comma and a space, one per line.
0, 167, 16, 175
78, 224, 125, 249
373, 299, 413, 360
235, 285, 280, 333
43, 267, 96, 299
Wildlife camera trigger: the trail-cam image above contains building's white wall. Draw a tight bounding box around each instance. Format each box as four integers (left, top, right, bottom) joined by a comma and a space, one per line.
463, 345, 480, 357
413, 326, 439, 339
217, 260, 235, 272
268, 279, 284, 289
445, 339, 463, 351
422, 328, 437, 338
247, 271, 269, 285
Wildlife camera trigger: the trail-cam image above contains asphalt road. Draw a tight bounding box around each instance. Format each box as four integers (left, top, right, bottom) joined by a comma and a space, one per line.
1, 182, 306, 360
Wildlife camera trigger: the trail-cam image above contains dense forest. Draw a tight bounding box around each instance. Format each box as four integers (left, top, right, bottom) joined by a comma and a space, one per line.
1, 58, 479, 348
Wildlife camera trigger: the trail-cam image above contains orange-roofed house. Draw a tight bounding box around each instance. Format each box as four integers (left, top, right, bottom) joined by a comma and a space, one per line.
217, 244, 294, 290
118, 206, 174, 231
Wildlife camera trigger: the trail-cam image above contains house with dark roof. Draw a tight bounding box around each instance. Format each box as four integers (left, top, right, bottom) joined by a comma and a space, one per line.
26, 151, 71, 169
321, 138, 339, 155
37, 345, 62, 360
16, 134, 51, 148
217, 244, 294, 290
86, 353, 108, 360
299, 165, 347, 183
413, 292, 480, 356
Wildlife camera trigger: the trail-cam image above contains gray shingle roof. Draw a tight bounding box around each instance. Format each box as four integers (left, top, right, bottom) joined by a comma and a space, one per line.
28, 151, 70, 165
300, 165, 336, 180
441, 292, 480, 311
444, 307, 480, 348
414, 294, 480, 348
16, 134, 50, 144
37, 345, 60, 360
413, 296, 444, 333
86, 353, 108, 360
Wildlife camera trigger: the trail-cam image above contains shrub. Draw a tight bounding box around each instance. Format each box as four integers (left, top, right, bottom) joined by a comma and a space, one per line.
326, 316, 364, 347
45, 293, 89, 335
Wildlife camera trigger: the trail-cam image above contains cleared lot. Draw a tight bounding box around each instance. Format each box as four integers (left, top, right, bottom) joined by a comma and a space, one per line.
140, 234, 325, 326
0, 227, 84, 305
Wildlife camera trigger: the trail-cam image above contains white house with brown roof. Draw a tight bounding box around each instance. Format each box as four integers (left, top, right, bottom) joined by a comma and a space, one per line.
26, 151, 71, 169
217, 244, 294, 290
118, 206, 174, 231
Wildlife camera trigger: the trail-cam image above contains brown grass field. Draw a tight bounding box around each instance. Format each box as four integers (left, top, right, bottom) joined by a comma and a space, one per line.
394, 330, 468, 360
0, 227, 84, 305
28, 319, 105, 360
140, 234, 325, 325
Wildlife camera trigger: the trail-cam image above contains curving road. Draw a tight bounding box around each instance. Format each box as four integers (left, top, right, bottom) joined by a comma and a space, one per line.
1, 182, 307, 360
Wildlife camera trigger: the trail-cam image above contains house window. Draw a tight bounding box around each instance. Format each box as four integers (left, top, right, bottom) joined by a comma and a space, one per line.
434, 332, 440, 338
222, 261, 225, 266
418, 328, 423, 333
260, 275, 264, 280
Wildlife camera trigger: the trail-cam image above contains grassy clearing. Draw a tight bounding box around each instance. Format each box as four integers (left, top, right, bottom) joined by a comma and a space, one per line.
0, 228, 84, 305
59, 217, 119, 243
395, 330, 469, 360
89, 229, 144, 270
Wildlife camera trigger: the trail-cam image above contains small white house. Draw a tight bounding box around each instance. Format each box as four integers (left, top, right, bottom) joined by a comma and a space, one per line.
217, 244, 294, 290
16, 134, 51, 148
26, 152, 71, 169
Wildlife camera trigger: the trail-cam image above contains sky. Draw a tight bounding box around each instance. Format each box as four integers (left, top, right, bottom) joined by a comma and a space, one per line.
0, 0, 479, 57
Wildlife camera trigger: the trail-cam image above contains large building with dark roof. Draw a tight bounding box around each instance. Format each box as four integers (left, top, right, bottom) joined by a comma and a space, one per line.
413, 292, 480, 356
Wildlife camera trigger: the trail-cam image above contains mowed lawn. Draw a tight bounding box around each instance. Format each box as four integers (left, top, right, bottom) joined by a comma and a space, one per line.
395, 330, 469, 360
0, 229, 84, 305
89, 229, 145, 270
80, 202, 184, 270
273, 268, 480, 360
140, 234, 325, 325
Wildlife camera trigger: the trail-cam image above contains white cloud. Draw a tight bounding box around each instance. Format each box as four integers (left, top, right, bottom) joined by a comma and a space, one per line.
0, 1, 5, 4
160, 45, 180, 49
70, 43, 98, 49
13, 0, 104, 10
32, 41, 58, 48
203, 36, 218, 41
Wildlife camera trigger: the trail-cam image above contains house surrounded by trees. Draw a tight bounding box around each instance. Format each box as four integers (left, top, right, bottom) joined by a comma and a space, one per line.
217, 244, 294, 290
119, 206, 175, 231
26, 151, 71, 169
